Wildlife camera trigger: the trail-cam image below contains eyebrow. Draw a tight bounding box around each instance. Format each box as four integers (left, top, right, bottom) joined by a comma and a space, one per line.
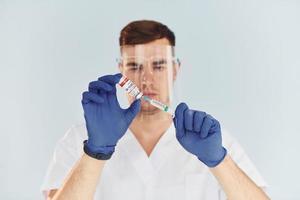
126, 62, 142, 67
152, 59, 167, 65
125, 59, 168, 67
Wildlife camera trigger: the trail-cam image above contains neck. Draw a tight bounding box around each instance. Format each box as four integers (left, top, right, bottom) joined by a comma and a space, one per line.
129, 111, 173, 156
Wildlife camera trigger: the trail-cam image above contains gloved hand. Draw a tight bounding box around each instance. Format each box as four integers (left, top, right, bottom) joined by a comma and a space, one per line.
81, 73, 141, 159
173, 103, 227, 167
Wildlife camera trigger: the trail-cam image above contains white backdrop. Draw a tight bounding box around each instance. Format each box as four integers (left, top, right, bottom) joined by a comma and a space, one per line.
0, 0, 299, 199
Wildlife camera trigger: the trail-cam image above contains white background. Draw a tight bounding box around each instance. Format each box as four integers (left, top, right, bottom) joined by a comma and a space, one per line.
0, 0, 299, 199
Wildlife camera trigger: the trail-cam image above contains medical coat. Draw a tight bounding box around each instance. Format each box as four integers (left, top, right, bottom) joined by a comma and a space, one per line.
41, 123, 268, 199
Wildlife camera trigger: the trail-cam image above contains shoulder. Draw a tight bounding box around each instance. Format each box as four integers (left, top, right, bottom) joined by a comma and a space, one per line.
59, 122, 87, 143
221, 127, 245, 154
53, 122, 88, 157
221, 127, 269, 188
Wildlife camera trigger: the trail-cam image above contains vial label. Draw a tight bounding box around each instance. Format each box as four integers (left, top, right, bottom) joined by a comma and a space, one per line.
118, 76, 143, 99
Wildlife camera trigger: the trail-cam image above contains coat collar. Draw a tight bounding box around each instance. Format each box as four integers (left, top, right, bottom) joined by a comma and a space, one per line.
118, 123, 178, 185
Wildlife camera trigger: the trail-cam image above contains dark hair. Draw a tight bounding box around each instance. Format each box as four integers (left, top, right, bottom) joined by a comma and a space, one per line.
119, 20, 175, 46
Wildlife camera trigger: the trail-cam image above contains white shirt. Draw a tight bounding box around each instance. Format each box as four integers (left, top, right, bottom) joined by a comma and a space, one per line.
41, 123, 268, 200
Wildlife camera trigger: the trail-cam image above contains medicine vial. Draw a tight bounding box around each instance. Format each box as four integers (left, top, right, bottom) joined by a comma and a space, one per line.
118, 76, 143, 100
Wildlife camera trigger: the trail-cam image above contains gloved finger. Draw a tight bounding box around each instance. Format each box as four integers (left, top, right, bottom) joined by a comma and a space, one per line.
124, 99, 141, 123
174, 102, 188, 138
193, 111, 206, 133
81, 91, 104, 104
200, 114, 214, 139
98, 73, 122, 86
208, 118, 221, 136
184, 109, 194, 131
88, 80, 113, 93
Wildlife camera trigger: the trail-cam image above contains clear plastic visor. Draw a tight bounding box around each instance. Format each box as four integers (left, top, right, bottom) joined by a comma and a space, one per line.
117, 45, 180, 121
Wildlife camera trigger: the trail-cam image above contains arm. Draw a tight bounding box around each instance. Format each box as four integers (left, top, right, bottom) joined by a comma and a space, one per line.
50, 153, 106, 200
210, 155, 269, 200
48, 74, 140, 199
173, 103, 269, 200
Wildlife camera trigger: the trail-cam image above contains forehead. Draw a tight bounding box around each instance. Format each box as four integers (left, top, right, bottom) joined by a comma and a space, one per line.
120, 39, 174, 58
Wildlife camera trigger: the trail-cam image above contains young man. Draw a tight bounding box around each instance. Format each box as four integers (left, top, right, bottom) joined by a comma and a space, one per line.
41, 20, 270, 200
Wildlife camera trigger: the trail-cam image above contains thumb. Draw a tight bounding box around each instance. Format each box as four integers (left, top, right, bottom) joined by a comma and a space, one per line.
174, 102, 188, 139
125, 99, 141, 122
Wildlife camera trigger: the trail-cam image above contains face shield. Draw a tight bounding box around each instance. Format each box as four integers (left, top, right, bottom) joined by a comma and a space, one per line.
117, 44, 181, 121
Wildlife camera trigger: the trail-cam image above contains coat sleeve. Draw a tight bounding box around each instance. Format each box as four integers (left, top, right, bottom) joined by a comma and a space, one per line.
40, 123, 87, 199
218, 127, 269, 199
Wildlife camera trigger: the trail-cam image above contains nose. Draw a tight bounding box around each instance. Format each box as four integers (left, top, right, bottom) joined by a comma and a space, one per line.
141, 65, 154, 88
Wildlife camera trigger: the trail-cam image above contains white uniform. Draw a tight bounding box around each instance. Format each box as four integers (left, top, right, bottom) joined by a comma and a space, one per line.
41, 123, 268, 200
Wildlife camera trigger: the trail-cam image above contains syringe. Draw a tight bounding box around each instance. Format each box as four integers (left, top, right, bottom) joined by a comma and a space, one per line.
142, 95, 174, 117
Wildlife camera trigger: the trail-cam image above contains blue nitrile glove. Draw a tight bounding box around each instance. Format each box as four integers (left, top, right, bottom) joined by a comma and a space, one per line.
173, 103, 227, 167
81, 73, 141, 159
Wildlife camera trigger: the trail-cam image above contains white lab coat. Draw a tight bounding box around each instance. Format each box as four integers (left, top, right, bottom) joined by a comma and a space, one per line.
41, 123, 268, 200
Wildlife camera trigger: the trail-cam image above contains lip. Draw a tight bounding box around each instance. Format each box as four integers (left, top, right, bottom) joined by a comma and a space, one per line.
142, 93, 158, 98
143, 92, 157, 96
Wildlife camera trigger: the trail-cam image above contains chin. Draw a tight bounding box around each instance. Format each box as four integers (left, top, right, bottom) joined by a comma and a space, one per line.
140, 106, 160, 115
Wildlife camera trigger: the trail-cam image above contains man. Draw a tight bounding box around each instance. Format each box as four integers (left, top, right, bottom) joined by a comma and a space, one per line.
41, 20, 270, 200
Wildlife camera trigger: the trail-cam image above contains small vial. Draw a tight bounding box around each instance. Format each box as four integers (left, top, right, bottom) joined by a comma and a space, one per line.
118, 76, 143, 99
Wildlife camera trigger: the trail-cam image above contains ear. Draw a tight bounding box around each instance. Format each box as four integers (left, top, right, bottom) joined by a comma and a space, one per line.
118, 62, 123, 73
173, 59, 181, 82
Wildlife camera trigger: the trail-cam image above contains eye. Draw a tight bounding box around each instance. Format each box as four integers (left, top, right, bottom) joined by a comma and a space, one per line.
153, 65, 166, 71
152, 59, 167, 71
126, 62, 143, 71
